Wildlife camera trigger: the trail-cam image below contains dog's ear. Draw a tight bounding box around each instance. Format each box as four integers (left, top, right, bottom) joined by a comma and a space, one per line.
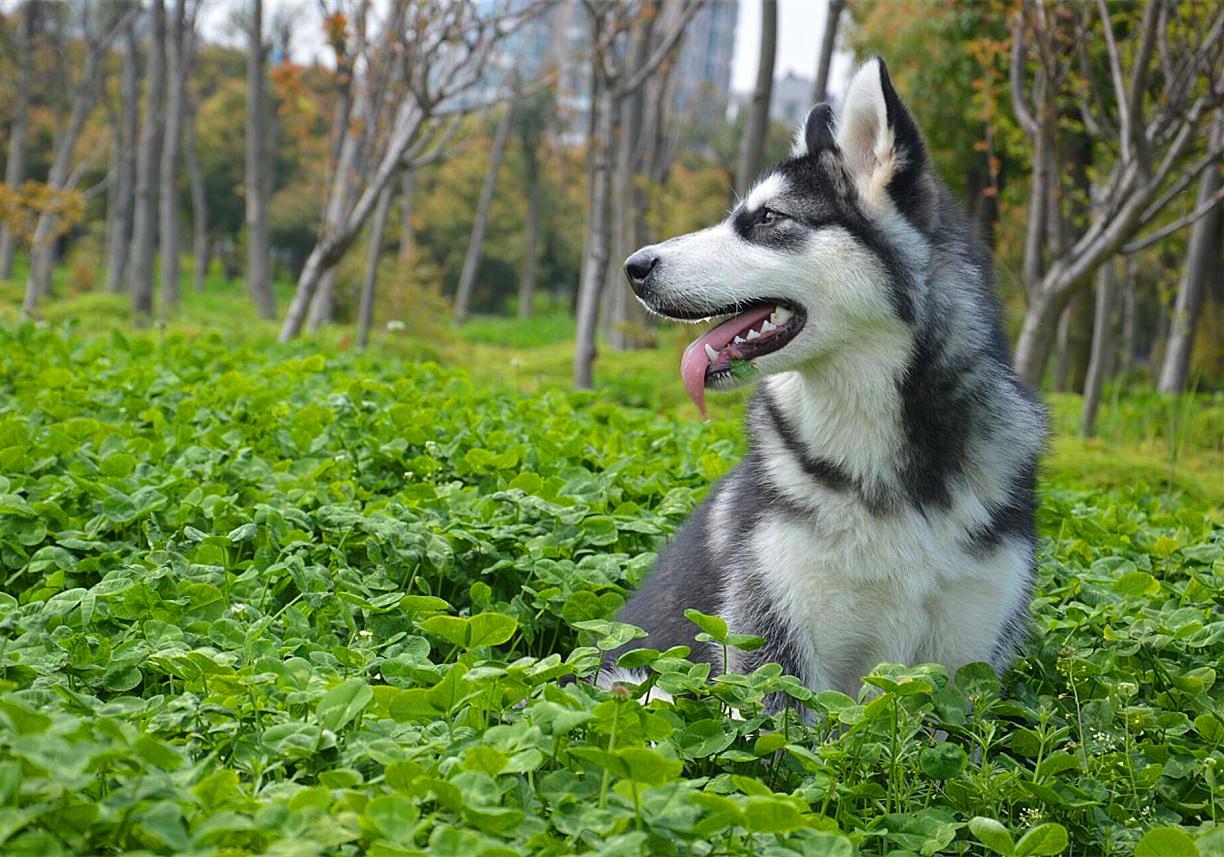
836, 57, 933, 225
801, 103, 837, 155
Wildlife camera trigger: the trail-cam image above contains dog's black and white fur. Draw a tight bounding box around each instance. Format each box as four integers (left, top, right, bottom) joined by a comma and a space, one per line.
607, 59, 1046, 699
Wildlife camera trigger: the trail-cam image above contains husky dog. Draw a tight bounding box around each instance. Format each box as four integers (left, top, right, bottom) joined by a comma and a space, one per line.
607, 58, 1046, 699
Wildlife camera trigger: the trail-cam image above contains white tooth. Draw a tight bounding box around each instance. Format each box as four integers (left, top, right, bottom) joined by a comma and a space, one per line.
775, 306, 794, 323
769, 311, 778, 324
733, 335, 745, 344
746, 329, 760, 340
704, 344, 719, 361
761, 320, 775, 333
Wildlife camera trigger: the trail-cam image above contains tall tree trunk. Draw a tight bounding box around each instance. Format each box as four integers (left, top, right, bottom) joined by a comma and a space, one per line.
1014, 287, 1069, 386
0, 0, 35, 279
810, 0, 844, 103
453, 101, 516, 324
1118, 257, 1137, 380
394, 167, 416, 317
518, 144, 541, 319
735, 0, 776, 196
1157, 131, 1223, 392
105, 16, 140, 294
185, 95, 209, 292
607, 16, 655, 351
1057, 289, 1096, 393
1051, 306, 1073, 392
573, 86, 616, 389
129, 0, 167, 318
159, 0, 190, 313
244, 0, 276, 319
25, 9, 125, 312
357, 180, 394, 349
1081, 259, 1115, 437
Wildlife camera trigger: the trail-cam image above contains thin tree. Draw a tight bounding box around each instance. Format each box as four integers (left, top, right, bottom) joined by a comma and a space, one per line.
1081, 259, 1115, 437
0, 0, 36, 279
160, 0, 200, 313
453, 97, 518, 324
810, 0, 844, 104
128, 0, 167, 318
1157, 112, 1224, 393
278, 0, 544, 343
24, 4, 135, 314
735, 0, 776, 196
356, 181, 394, 349
105, 13, 141, 294
606, 6, 680, 350
1009, 1, 1224, 385
245, 0, 276, 319
515, 92, 552, 319
184, 93, 209, 292
573, 0, 701, 389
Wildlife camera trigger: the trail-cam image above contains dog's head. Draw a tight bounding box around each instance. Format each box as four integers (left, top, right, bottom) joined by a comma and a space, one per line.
625, 58, 938, 416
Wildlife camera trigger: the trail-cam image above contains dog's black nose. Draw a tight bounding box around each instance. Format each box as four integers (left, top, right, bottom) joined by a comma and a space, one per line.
624, 250, 658, 294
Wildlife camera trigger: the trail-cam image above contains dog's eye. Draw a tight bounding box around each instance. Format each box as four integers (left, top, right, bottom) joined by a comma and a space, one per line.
760, 208, 784, 225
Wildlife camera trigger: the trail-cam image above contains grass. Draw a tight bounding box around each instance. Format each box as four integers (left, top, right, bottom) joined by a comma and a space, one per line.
0, 271, 1221, 854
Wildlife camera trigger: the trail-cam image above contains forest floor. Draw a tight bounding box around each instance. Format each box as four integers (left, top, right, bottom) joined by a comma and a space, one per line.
0, 274, 1221, 854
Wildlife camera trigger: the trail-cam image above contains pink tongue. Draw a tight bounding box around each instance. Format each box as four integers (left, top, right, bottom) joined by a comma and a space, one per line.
680, 304, 775, 420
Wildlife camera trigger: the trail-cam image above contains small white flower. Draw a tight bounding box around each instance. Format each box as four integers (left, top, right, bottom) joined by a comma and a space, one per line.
230, 603, 246, 614
386, 320, 406, 331
359, 629, 373, 639
509, 357, 524, 369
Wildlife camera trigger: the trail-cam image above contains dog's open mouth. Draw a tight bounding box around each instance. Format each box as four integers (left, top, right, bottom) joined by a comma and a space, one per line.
680, 301, 806, 418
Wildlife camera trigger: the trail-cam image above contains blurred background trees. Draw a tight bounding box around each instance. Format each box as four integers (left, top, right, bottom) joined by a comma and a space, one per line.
0, 0, 1220, 424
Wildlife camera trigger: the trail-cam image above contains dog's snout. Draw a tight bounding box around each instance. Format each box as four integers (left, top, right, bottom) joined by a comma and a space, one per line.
623, 250, 659, 294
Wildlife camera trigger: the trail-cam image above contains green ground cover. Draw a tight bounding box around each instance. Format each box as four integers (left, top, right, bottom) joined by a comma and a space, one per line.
0, 286, 1220, 855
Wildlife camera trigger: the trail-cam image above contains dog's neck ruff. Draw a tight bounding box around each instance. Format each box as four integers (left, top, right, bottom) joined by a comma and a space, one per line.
754, 326, 913, 495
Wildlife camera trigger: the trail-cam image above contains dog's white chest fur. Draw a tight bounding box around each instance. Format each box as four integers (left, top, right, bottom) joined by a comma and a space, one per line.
729, 507, 1030, 694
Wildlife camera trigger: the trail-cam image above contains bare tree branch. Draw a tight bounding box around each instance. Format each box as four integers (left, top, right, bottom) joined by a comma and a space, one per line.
1120, 182, 1224, 254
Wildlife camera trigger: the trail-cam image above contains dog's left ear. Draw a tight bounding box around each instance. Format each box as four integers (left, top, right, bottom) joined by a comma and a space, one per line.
836, 57, 933, 226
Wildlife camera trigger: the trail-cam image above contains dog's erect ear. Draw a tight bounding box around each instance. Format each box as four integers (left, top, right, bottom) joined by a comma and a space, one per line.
802, 103, 837, 155
836, 57, 932, 224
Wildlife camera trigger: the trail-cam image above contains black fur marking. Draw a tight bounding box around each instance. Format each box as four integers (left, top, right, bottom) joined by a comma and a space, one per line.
895, 334, 972, 510
873, 57, 930, 225
755, 388, 898, 516
804, 103, 837, 154
759, 390, 852, 492
964, 460, 1038, 557
731, 205, 810, 252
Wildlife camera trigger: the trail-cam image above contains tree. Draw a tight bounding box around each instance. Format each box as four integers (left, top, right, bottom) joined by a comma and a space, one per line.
1158, 112, 1224, 393
811, 0, 844, 104
453, 97, 518, 324
245, 0, 276, 319
160, 0, 200, 312
24, 4, 134, 314
0, 1, 37, 279
734, 0, 775, 196
278, 0, 542, 342
105, 13, 141, 295
1010, 0, 1224, 385
573, 0, 701, 389
1081, 259, 1115, 437
184, 93, 209, 292
128, 0, 167, 318
356, 180, 394, 349
514, 92, 553, 319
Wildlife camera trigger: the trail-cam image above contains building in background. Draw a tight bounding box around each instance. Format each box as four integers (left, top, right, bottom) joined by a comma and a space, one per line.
501, 0, 738, 146
770, 70, 814, 127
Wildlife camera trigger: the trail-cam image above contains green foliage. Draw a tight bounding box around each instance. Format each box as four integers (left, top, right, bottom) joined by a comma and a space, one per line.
0, 320, 1221, 854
